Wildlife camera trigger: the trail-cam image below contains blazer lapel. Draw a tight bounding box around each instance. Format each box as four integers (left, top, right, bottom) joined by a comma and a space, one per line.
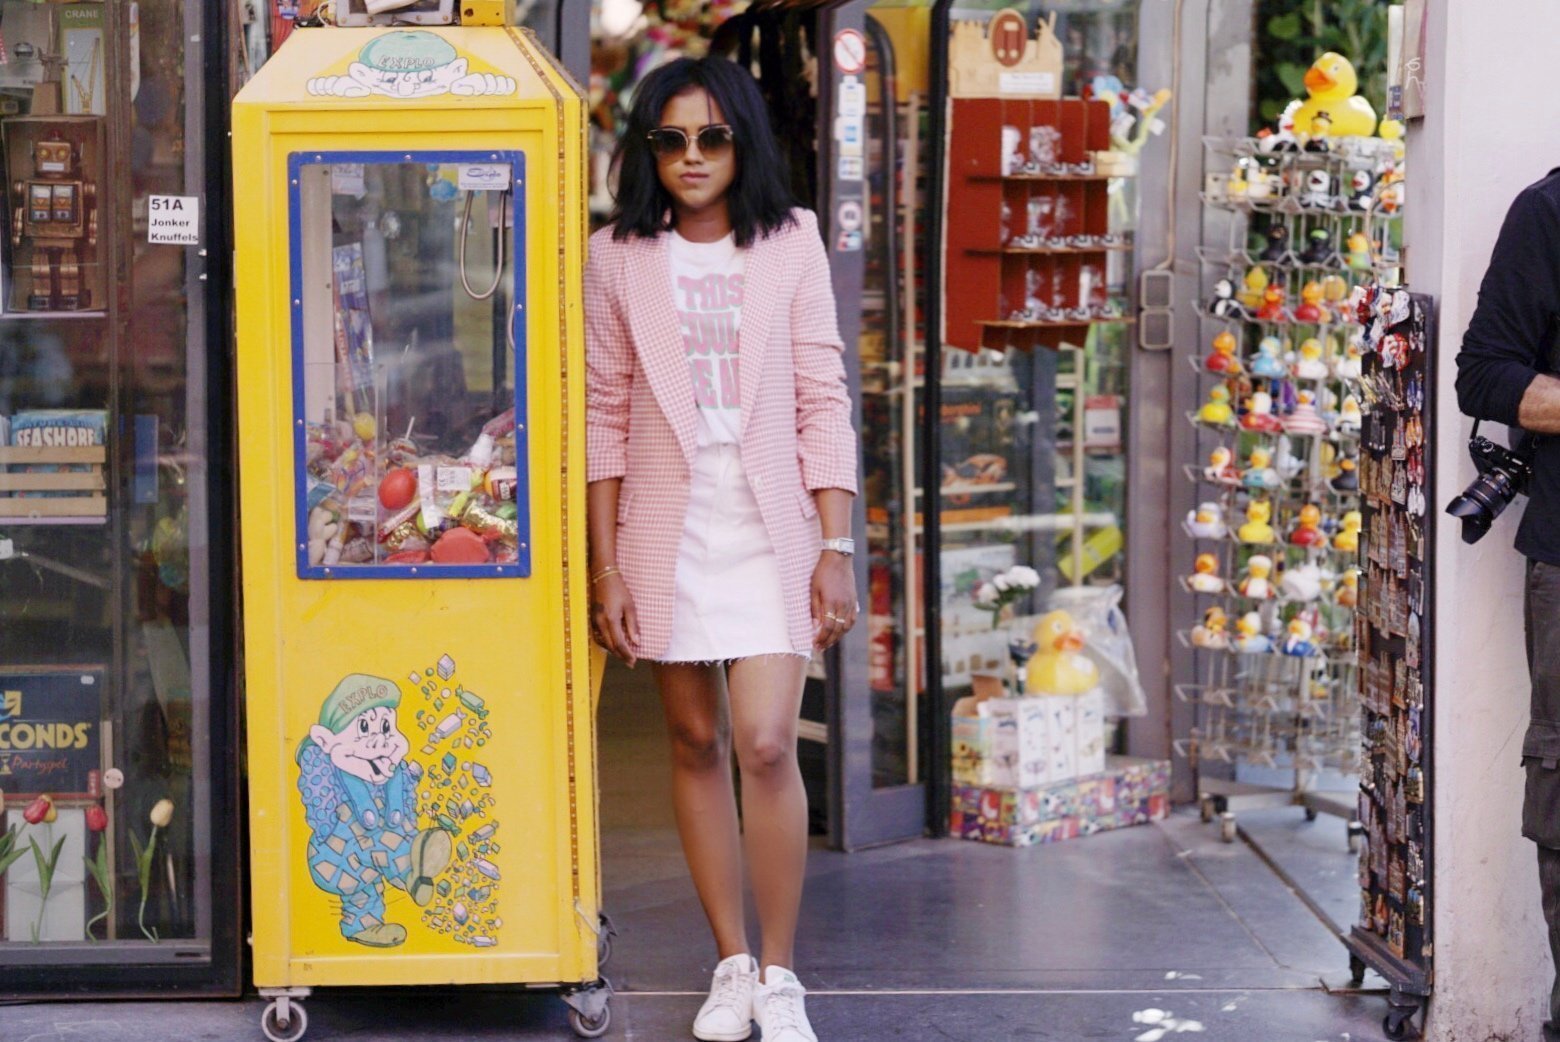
621, 233, 698, 467
737, 230, 779, 439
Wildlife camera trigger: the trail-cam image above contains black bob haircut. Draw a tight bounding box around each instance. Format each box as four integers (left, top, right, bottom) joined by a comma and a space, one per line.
609, 57, 797, 248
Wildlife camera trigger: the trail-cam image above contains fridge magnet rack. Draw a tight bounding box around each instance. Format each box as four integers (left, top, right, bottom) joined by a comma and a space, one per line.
1344, 284, 1434, 1042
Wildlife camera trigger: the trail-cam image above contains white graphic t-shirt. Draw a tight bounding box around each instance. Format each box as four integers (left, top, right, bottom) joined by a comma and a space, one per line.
668, 229, 747, 446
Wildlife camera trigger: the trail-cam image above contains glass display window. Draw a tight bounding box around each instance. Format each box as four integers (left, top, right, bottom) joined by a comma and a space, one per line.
289, 152, 529, 579
0, 0, 241, 993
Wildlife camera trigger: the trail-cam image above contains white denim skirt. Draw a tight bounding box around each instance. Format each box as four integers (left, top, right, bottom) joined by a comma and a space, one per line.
659, 442, 796, 663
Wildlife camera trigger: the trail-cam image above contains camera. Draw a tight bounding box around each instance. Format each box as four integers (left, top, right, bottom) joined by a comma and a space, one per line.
1445, 429, 1534, 544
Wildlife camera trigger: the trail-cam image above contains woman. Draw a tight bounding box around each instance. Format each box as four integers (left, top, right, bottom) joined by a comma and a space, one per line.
584, 56, 858, 1042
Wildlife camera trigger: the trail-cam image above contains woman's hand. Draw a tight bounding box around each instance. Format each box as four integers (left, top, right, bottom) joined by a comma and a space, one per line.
811, 552, 858, 652
591, 573, 640, 667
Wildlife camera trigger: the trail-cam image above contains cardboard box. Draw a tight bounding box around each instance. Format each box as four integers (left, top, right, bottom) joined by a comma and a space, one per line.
952, 684, 1106, 789
950, 756, 1172, 848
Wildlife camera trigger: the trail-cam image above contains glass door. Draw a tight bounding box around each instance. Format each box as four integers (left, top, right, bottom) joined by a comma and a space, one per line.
0, 0, 240, 993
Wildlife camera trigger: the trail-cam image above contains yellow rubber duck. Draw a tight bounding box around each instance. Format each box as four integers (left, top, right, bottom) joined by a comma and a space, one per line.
1334, 510, 1362, 553
1238, 266, 1270, 311
1198, 384, 1236, 426
1238, 499, 1276, 544
1025, 610, 1101, 696
1291, 52, 1377, 138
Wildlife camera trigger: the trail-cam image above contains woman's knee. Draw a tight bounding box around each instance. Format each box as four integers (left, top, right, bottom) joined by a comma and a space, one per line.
667, 718, 730, 772
737, 732, 796, 776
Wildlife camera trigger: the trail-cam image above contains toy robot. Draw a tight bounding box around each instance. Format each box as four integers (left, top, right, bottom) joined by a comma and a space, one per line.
12, 135, 97, 310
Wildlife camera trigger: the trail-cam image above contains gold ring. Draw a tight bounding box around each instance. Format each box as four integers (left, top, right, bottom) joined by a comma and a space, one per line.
824, 612, 839, 622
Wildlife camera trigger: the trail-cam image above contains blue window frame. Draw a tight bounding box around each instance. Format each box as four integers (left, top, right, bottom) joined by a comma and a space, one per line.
287, 149, 530, 579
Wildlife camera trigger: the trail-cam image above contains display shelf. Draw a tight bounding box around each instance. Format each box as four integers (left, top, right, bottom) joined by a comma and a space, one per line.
967, 243, 1134, 256
971, 171, 1123, 183
979, 317, 1133, 330
0, 309, 110, 322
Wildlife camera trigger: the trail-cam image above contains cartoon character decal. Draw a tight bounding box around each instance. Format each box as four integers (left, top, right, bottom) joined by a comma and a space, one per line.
307, 31, 518, 100
296, 656, 501, 948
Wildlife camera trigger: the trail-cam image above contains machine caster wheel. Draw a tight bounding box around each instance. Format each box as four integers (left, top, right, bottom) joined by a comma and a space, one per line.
1347, 820, 1365, 854
597, 912, 618, 969
569, 1004, 611, 1038
1199, 795, 1214, 823
261, 1000, 309, 1042
1348, 954, 1366, 987
564, 980, 614, 1039
1305, 806, 1319, 822
1383, 1009, 1418, 1040
1219, 811, 1237, 843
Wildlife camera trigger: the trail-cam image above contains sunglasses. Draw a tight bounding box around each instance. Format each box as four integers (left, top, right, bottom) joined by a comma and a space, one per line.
646, 124, 735, 161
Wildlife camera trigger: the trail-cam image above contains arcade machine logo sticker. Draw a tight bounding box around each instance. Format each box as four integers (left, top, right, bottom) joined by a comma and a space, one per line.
307, 31, 518, 100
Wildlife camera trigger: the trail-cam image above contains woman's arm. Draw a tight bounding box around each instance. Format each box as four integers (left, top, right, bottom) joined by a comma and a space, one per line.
584, 238, 640, 664
791, 211, 860, 497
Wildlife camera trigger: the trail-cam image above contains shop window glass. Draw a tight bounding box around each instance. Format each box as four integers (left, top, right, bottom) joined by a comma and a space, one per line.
290, 156, 528, 579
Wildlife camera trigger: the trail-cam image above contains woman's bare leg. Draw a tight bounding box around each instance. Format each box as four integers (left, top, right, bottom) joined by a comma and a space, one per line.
726, 654, 809, 975
652, 661, 751, 960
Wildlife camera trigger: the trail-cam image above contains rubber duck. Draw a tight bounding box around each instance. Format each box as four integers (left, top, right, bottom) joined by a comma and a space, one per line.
1242, 446, 1281, 490
1192, 606, 1231, 650
1257, 284, 1288, 322
1347, 168, 1376, 211
1227, 160, 1250, 199
1335, 568, 1360, 609
1281, 617, 1317, 657
1299, 228, 1335, 267
1233, 611, 1273, 654
1332, 337, 1364, 381
1294, 281, 1325, 322
1198, 384, 1236, 426
1280, 562, 1323, 602
1238, 499, 1276, 544
1246, 163, 1276, 202
1237, 554, 1275, 599
1379, 118, 1406, 161
1336, 394, 1363, 433
1024, 610, 1101, 695
1249, 335, 1289, 378
1331, 451, 1359, 492
1209, 278, 1244, 319
1302, 113, 1334, 152
1275, 439, 1307, 481
1260, 224, 1289, 262
1241, 391, 1285, 434
1204, 446, 1240, 485
1188, 553, 1226, 594
1333, 510, 1362, 552
1290, 52, 1378, 137
1378, 179, 1403, 216
1321, 275, 1350, 319
1289, 503, 1326, 546
1238, 266, 1270, 311
1300, 169, 1333, 208
1284, 391, 1328, 436
1346, 232, 1373, 271
1205, 330, 1243, 373
1187, 501, 1229, 539
1292, 338, 1329, 380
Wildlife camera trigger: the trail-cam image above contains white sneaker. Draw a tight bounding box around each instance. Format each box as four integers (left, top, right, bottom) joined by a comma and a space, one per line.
693, 953, 758, 1041
753, 966, 818, 1042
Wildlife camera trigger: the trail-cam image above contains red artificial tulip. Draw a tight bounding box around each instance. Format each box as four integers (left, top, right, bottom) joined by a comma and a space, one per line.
85, 805, 109, 832
22, 795, 52, 825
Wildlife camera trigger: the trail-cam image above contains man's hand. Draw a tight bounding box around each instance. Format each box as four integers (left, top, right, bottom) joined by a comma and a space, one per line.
1519, 373, 1560, 434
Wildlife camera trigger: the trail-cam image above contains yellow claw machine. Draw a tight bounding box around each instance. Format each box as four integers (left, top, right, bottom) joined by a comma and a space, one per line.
232, 8, 606, 1039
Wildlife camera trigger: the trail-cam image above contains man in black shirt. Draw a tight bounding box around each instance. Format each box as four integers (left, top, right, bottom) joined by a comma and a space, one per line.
1457, 168, 1560, 1040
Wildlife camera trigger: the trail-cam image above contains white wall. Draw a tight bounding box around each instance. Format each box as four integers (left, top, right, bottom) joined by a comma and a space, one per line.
1419, 3, 1560, 1038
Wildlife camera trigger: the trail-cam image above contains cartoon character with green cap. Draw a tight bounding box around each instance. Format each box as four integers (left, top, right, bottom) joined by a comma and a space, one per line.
295, 673, 451, 947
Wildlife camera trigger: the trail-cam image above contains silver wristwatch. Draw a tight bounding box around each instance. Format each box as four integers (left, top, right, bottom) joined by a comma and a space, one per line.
821, 537, 856, 557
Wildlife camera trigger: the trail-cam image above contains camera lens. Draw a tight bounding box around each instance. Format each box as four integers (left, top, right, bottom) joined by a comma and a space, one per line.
1446, 469, 1520, 544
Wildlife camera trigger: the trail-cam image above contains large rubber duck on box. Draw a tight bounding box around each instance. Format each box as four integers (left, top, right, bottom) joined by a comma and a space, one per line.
1288, 53, 1378, 139
1024, 611, 1101, 696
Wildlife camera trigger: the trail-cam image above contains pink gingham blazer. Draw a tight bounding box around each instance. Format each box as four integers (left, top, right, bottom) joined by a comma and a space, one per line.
585, 208, 859, 660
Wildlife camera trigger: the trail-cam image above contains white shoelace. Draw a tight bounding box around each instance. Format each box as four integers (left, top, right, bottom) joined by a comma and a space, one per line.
762, 983, 806, 1032
708, 965, 749, 1012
